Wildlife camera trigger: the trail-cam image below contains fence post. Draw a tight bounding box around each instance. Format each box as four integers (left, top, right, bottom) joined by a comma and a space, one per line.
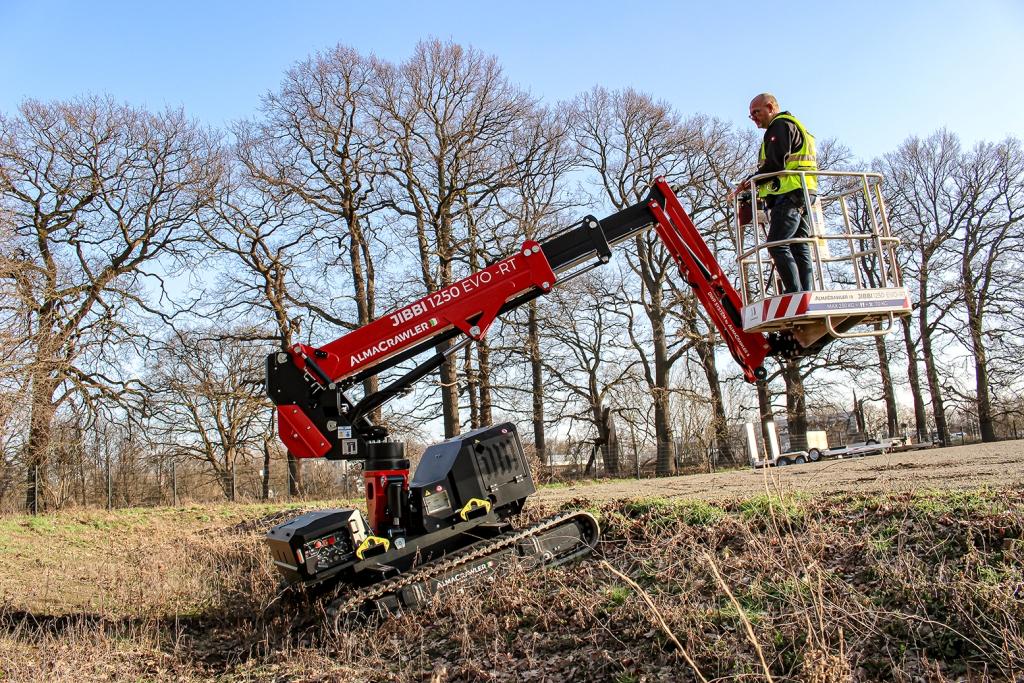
172, 461, 178, 507
106, 453, 112, 510
32, 465, 39, 515
231, 465, 236, 502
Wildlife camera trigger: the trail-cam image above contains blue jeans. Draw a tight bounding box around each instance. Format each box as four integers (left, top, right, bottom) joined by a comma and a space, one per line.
767, 195, 814, 293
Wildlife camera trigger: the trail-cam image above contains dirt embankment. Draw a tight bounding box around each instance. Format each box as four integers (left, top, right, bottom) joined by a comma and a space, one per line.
537, 440, 1024, 506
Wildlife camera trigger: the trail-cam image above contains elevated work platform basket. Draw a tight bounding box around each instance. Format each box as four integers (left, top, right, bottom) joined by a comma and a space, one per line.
734, 170, 912, 348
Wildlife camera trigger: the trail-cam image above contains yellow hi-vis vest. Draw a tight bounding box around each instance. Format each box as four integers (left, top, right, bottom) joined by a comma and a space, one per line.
757, 113, 817, 199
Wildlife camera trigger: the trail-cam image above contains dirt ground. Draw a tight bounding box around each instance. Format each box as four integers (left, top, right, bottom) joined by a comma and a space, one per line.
536, 439, 1024, 506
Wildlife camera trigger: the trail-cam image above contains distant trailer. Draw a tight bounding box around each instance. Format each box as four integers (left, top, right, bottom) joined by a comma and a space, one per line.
747, 422, 809, 468
822, 440, 890, 459
746, 425, 903, 467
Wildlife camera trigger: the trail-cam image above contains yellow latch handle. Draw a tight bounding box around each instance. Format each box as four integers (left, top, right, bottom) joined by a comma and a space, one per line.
355, 535, 391, 560
458, 497, 492, 521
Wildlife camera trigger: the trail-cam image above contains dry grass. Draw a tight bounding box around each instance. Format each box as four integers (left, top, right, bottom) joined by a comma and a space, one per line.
1, 488, 1023, 681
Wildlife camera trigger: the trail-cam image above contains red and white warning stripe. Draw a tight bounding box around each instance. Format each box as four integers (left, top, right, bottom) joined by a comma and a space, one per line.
760, 292, 810, 322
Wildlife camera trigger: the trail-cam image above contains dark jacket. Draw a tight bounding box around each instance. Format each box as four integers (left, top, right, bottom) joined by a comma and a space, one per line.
755, 112, 806, 207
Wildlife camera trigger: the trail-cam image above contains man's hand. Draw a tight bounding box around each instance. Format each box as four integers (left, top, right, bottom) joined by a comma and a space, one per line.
728, 176, 754, 201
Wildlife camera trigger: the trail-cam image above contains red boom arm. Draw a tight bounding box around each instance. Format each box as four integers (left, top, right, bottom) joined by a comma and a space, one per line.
288, 241, 556, 387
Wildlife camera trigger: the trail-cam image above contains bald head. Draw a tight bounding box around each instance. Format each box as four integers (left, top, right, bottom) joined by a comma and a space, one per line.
748, 93, 780, 129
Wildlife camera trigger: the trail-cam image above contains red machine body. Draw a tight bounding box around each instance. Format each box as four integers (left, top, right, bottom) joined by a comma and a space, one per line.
364, 467, 409, 535
263, 180, 822, 608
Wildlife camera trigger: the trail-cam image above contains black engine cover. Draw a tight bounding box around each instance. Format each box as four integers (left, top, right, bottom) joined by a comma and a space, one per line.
410, 422, 535, 533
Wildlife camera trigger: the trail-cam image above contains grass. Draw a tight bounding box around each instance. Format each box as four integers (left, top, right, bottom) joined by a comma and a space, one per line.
1, 487, 1023, 681
736, 492, 809, 525
605, 584, 632, 608
908, 487, 1005, 515
621, 497, 726, 527
869, 519, 902, 551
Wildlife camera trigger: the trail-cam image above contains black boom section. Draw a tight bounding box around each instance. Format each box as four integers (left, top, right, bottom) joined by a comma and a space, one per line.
539, 201, 656, 273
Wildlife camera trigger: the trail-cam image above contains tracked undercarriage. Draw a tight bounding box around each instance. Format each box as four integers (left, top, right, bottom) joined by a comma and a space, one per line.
322, 510, 599, 621
265, 423, 600, 623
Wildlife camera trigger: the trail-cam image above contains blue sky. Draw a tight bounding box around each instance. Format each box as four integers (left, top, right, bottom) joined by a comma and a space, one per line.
2, 0, 1022, 162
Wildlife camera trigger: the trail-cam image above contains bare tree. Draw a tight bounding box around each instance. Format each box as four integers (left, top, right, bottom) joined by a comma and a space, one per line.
374, 40, 537, 437
456, 190, 495, 429
898, 315, 930, 442
206, 162, 311, 493
882, 131, 1024, 443
569, 86, 690, 475
873, 334, 900, 438
880, 130, 964, 444
235, 44, 386, 372
146, 329, 269, 500
485, 104, 579, 465
221, 46, 390, 491
0, 97, 222, 511
669, 115, 759, 464
946, 138, 1024, 441
779, 359, 810, 448
539, 272, 639, 475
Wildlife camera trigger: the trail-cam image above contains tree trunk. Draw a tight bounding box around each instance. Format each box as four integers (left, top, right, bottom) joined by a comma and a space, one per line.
972, 338, 996, 442
919, 304, 949, 443
652, 388, 676, 476
653, 391, 675, 476
782, 360, 808, 450
853, 391, 866, 436
962, 276, 996, 442
224, 448, 237, 502
756, 378, 773, 456
605, 409, 620, 475
874, 335, 899, 437
594, 405, 620, 475
900, 316, 929, 443
262, 440, 271, 500
528, 302, 547, 469
695, 337, 734, 464
465, 345, 480, 430
350, 219, 380, 424
648, 284, 676, 477
477, 341, 492, 426
439, 341, 461, 438
78, 446, 88, 507
465, 213, 491, 429
24, 372, 58, 513
25, 465, 40, 514
287, 452, 302, 498
584, 444, 597, 476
